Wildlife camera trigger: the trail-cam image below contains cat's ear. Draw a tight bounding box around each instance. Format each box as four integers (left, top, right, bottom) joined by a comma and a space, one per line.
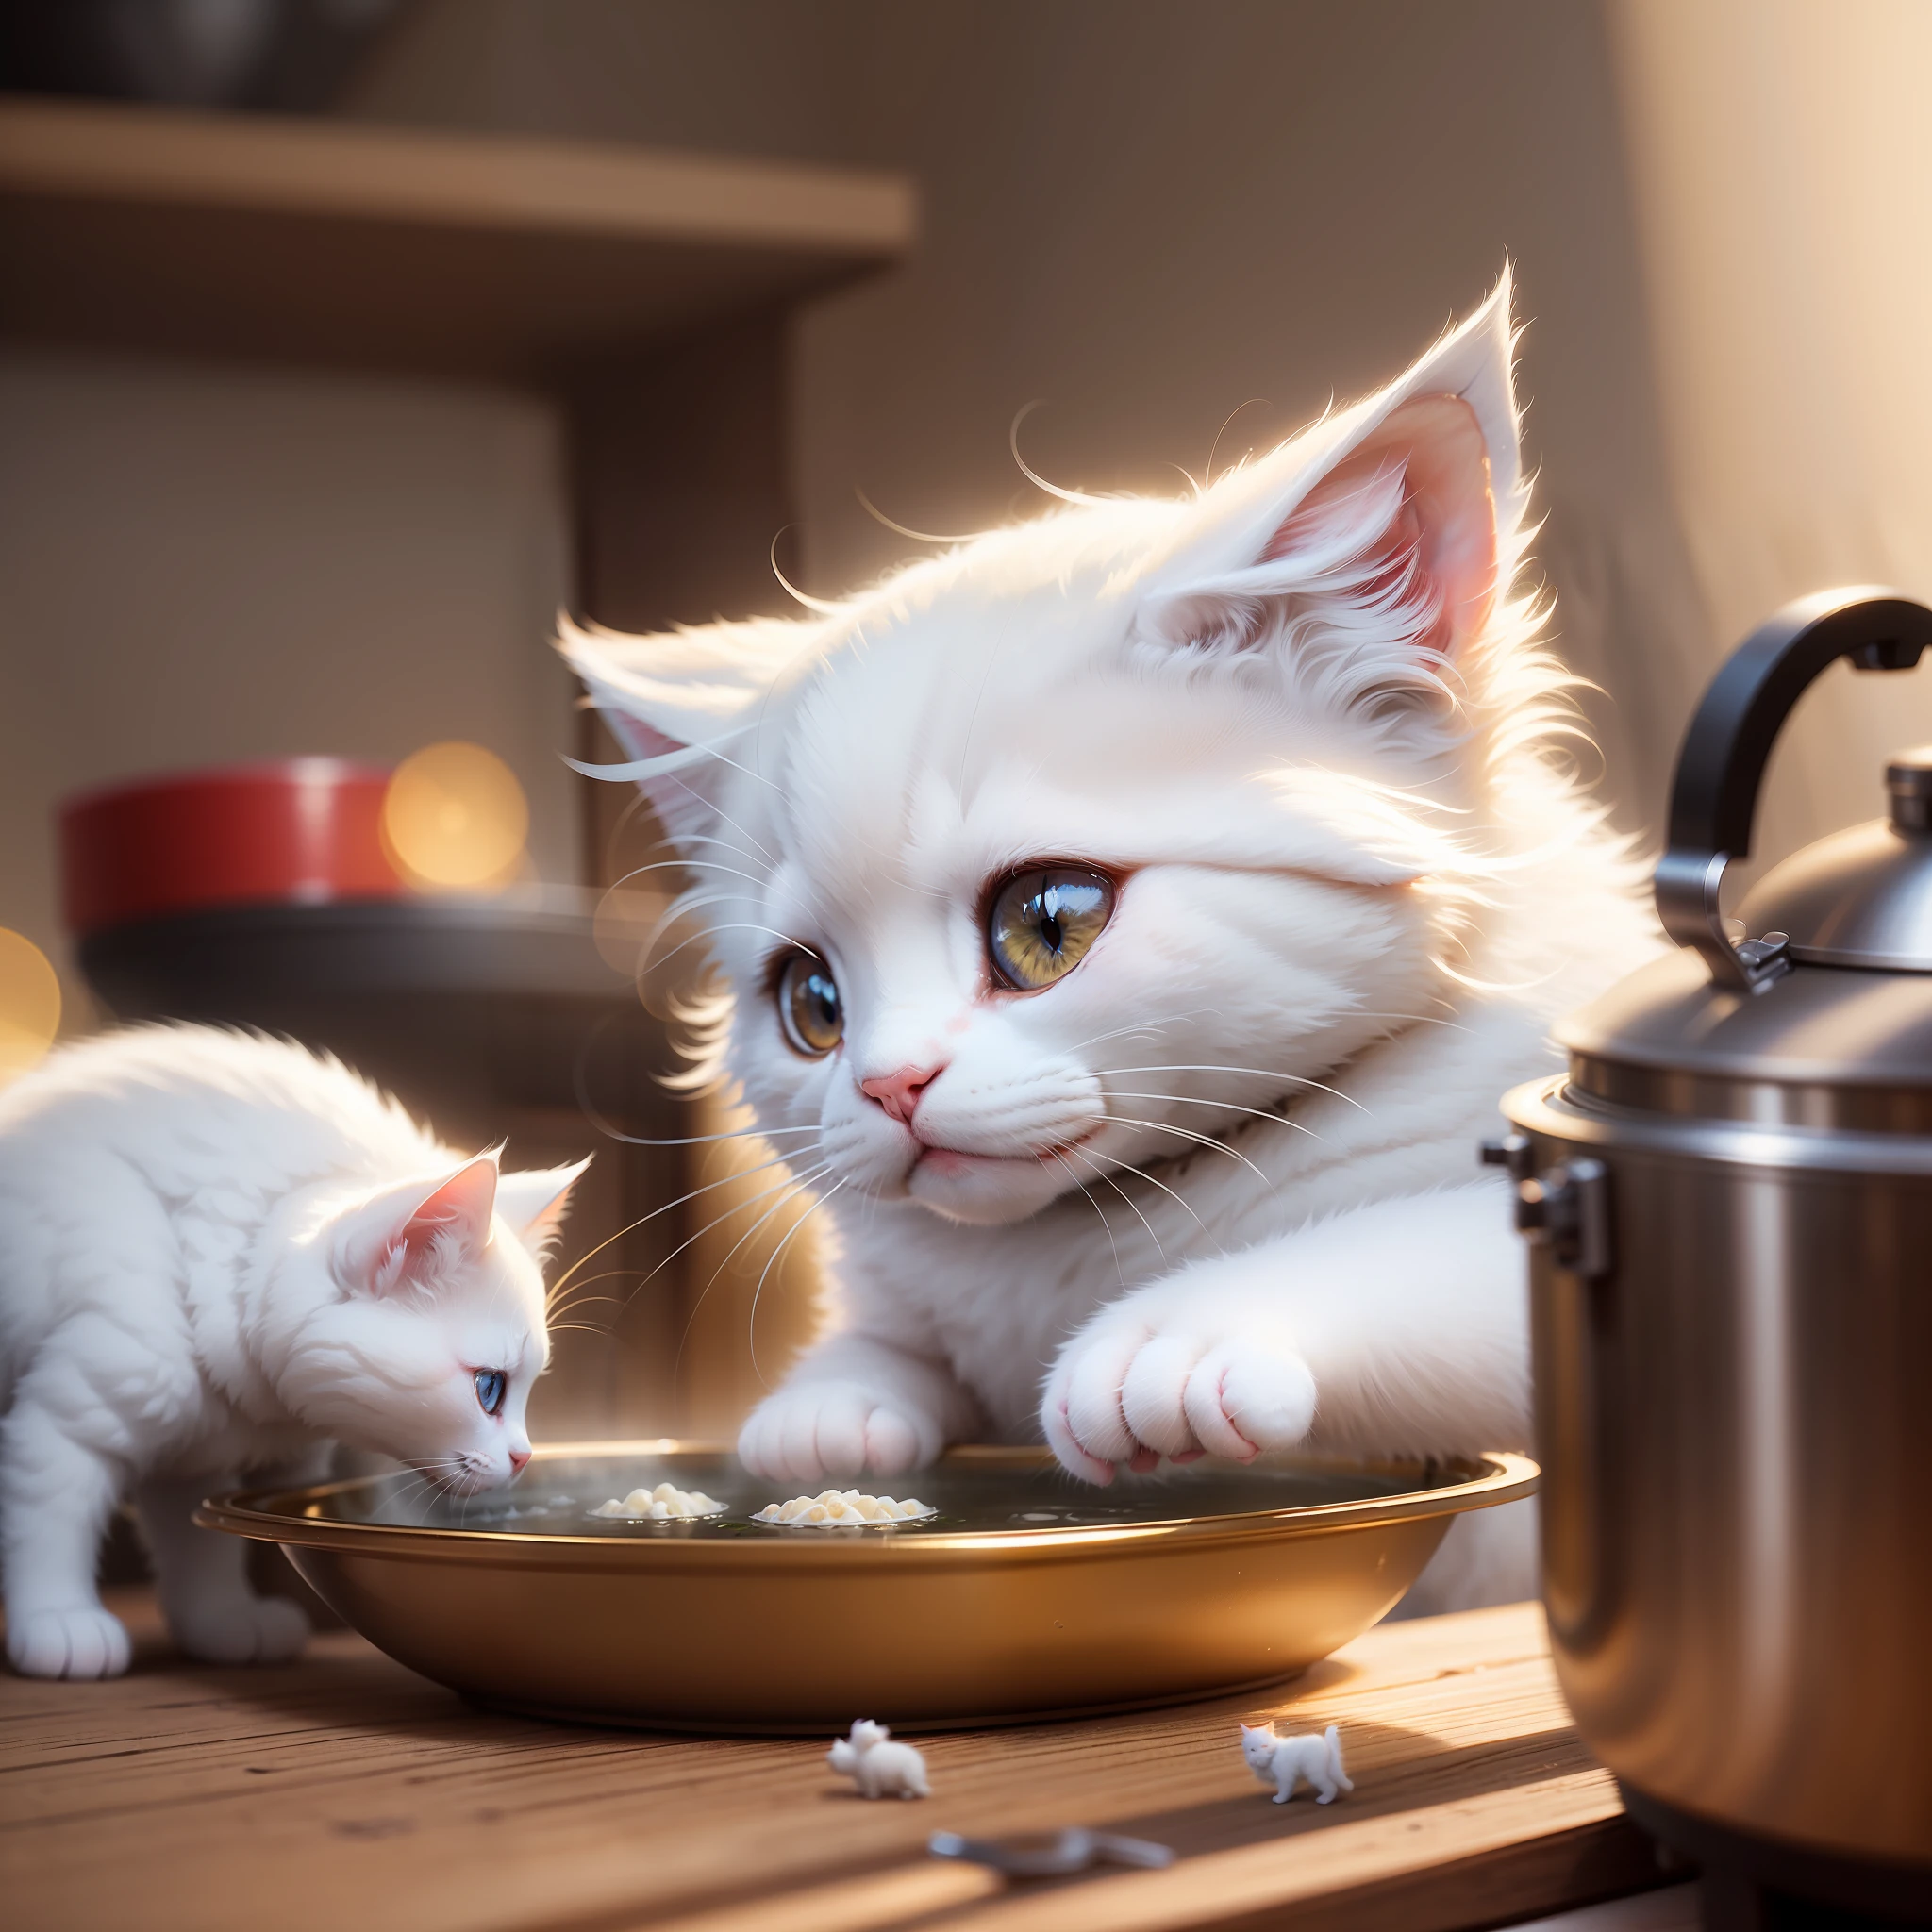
558, 613, 811, 851
1134, 270, 1523, 717
333, 1156, 500, 1294
493, 1157, 591, 1261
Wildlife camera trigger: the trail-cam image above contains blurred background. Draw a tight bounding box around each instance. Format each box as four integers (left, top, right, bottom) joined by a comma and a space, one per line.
2, 0, 1927, 1442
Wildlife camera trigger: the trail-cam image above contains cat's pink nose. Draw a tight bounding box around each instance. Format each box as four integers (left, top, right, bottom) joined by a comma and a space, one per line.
508, 1448, 530, 1474
861, 1062, 943, 1125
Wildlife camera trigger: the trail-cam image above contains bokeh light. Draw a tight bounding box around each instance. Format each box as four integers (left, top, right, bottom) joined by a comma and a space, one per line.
0, 929, 61, 1083
381, 741, 529, 891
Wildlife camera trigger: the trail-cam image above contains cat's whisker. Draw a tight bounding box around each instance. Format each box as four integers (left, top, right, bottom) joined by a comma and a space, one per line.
642, 919, 823, 981
1102, 1091, 1329, 1142
541, 1298, 623, 1332
1345, 1008, 1473, 1033
610, 858, 770, 891
676, 829, 774, 868
1084, 1110, 1274, 1186
541, 1145, 825, 1307
672, 1164, 833, 1376
1047, 1149, 1127, 1294
1064, 1012, 1208, 1055
541, 1148, 824, 1311
744, 1175, 847, 1389
1061, 1143, 1167, 1266
641, 888, 743, 953
1065, 1141, 1225, 1257
672, 784, 778, 867
1090, 1066, 1370, 1115
628, 1160, 838, 1332
577, 1112, 824, 1148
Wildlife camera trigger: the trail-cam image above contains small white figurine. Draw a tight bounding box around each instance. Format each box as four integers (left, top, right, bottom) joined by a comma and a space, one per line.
828, 1719, 931, 1799
1240, 1722, 1353, 1805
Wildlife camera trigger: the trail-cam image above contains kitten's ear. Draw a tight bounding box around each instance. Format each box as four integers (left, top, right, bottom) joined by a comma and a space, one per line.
558, 613, 811, 850
1135, 270, 1524, 711
493, 1157, 591, 1261
333, 1156, 500, 1294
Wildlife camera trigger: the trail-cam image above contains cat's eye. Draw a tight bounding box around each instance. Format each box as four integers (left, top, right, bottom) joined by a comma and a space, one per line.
474, 1369, 507, 1416
987, 867, 1116, 991
776, 953, 844, 1057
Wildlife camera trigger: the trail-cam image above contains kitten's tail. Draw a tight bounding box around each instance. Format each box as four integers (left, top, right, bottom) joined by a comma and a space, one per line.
1324, 1724, 1352, 1790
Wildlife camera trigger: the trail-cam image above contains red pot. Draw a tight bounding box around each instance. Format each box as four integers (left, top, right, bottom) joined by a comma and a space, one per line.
60, 759, 404, 936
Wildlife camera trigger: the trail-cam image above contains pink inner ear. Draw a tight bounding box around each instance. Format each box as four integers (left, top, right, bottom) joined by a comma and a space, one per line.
401, 1158, 498, 1260
1273, 393, 1497, 657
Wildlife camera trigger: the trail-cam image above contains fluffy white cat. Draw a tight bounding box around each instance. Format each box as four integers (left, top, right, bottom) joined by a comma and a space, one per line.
565, 272, 1658, 1609
1240, 1721, 1352, 1805
0, 1024, 585, 1680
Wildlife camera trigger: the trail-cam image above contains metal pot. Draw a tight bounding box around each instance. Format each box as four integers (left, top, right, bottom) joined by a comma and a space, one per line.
1494, 588, 1932, 1927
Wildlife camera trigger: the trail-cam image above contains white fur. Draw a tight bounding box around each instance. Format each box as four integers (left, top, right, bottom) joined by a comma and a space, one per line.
565, 273, 1661, 1609
1241, 1721, 1352, 1804
827, 1718, 930, 1799
0, 1024, 585, 1679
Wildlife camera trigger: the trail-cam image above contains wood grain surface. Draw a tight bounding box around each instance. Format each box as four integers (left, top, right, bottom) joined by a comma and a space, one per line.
0, 1594, 1663, 1932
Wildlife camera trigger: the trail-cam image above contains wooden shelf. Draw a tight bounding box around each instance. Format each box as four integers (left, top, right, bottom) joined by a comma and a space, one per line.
0, 1598, 1672, 1932
0, 95, 917, 382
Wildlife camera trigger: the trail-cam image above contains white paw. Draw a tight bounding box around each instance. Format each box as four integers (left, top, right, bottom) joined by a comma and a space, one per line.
738, 1381, 941, 1485
1043, 1323, 1317, 1481
168, 1593, 310, 1666
7, 1605, 133, 1679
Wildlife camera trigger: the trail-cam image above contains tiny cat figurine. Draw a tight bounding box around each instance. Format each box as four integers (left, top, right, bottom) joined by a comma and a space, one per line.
566, 270, 1660, 1610
828, 1718, 930, 1799
0, 1024, 586, 1680
1241, 1722, 1352, 1805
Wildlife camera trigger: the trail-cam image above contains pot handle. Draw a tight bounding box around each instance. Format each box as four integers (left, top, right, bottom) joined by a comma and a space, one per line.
1656, 586, 1932, 991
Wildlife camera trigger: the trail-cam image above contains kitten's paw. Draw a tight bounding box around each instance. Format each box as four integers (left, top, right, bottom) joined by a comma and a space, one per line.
6, 1605, 133, 1679
1044, 1324, 1316, 1480
738, 1382, 941, 1485
168, 1593, 310, 1666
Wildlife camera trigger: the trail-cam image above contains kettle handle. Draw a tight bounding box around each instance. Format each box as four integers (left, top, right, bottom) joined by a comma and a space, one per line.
1656, 586, 1932, 991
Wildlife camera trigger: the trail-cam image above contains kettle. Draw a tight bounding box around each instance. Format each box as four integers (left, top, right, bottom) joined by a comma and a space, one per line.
1495, 588, 1932, 1928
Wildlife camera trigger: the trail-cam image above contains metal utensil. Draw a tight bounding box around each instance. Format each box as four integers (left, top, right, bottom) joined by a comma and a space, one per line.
1499, 588, 1932, 1925
196, 1441, 1532, 1732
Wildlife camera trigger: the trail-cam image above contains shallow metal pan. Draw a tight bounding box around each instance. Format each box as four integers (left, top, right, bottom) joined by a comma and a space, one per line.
198, 1441, 1535, 1732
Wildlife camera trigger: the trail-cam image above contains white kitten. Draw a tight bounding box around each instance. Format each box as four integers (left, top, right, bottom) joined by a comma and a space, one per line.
564, 271, 1659, 1608
827, 1718, 930, 1799
1241, 1721, 1352, 1804
0, 1024, 585, 1680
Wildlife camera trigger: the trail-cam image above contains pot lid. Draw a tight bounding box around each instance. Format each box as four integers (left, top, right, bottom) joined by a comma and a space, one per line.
1558, 589, 1932, 1124
1734, 749, 1932, 971
1557, 942, 1932, 1099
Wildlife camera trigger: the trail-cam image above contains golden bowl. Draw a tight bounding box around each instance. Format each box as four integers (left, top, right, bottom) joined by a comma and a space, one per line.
197, 1441, 1535, 1732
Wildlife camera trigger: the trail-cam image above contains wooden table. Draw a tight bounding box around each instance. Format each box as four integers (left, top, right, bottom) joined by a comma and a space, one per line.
1, 1593, 1665, 1932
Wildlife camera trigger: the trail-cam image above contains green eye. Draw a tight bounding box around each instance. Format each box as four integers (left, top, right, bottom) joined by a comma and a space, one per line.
988, 868, 1115, 991
776, 953, 844, 1056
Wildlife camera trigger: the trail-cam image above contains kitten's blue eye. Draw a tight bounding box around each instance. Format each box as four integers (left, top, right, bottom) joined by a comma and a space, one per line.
988, 868, 1115, 991
474, 1370, 507, 1416
776, 953, 844, 1056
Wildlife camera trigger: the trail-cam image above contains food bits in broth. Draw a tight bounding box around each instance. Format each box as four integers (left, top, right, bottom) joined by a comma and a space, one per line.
591, 1481, 724, 1521
753, 1489, 934, 1526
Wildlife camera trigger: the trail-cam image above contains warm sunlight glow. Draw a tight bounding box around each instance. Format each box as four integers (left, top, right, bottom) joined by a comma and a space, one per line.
0, 929, 60, 1083
382, 741, 529, 891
